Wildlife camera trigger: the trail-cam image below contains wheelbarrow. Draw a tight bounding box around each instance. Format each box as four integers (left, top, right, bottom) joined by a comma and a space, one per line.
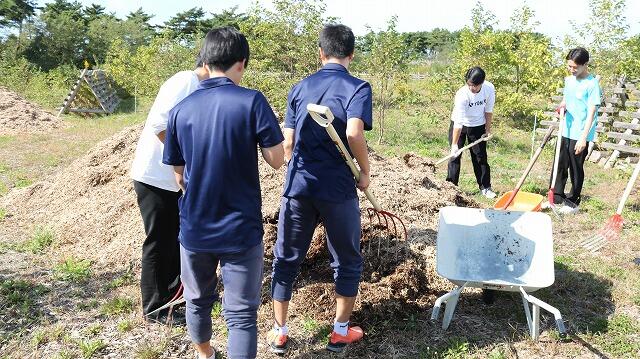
430, 206, 566, 340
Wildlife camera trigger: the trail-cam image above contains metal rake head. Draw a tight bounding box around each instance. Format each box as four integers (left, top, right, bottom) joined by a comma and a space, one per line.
578, 214, 624, 252
366, 207, 408, 240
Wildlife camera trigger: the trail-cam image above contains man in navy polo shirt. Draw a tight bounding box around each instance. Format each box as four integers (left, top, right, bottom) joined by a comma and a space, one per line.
268, 24, 373, 354
163, 27, 284, 359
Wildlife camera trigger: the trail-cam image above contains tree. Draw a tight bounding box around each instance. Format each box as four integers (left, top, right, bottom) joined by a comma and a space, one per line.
0, 0, 35, 54
357, 17, 409, 144
567, 0, 628, 82
239, 0, 327, 115
164, 7, 208, 38
83, 3, 106, 23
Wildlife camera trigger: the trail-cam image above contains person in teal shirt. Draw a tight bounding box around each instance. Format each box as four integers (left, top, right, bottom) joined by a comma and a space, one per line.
552, 47, 602, 214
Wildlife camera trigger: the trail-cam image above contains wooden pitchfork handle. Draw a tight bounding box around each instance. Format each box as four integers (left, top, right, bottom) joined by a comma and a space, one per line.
435, 133, 494, 166
306, 104, 382, 211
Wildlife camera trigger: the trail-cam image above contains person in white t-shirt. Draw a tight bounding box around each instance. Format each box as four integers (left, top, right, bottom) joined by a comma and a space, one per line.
130, 55, 209, 324
446, 66, 496, 199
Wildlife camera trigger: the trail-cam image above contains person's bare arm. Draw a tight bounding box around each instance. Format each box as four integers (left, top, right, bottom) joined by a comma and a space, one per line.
283, 128, 295, 163
261, 143, 285, 169
174, 165, 185, 192
575, 105, 597, 154
346, 118, 370, 191
157, 130, 166, 143
484, 112, 493, 135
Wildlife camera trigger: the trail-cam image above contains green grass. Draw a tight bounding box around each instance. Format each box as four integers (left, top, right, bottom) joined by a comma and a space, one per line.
211, 301, 222, 318
107, 271, 135, 289
77, 339, 106, 358
117, 319, 135, 333
54, 257, 92, 283
589, 314, 640, 357
100, 297, 135, 316
0, 207, 6, 221
85, 323, 103, 336
419, 337, 471, 359
77, 298, 99, 310
23, 226, 55, 253
134, 342, 164, 359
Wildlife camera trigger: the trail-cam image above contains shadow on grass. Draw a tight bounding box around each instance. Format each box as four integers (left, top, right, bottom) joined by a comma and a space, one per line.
288, 258, 616, 357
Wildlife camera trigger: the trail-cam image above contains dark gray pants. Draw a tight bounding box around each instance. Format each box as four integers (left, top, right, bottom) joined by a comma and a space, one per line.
180, 243, 264, 359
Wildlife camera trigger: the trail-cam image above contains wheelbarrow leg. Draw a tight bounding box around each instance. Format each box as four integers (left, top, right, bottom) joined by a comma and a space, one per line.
431, 282, 466, 330
519, 287, 567, 340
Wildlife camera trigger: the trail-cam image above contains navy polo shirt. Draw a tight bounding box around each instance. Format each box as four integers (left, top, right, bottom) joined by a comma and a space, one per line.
282, 63, 373, 203
163, 77, 284, 254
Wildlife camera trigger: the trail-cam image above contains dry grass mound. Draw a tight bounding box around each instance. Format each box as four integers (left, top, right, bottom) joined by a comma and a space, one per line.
0, 124, 480, 324
0, 87, 62, 135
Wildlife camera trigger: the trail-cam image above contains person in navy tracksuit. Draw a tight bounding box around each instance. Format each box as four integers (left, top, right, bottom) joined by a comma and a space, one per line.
268, 24, 373, 354
163, 27, 284, 359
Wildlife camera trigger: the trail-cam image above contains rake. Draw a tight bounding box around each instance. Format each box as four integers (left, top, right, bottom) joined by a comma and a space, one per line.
306, 104, 408, 245
579, 159, 640, 252
547, 108, 565, 216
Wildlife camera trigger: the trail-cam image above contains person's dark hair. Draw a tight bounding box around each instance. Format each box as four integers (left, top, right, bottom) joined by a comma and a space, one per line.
194, 52, 203, 68
465, 67, 486, 85
199, 27, 250, 72
319, 24, 355, 59
566, 47, 589, 65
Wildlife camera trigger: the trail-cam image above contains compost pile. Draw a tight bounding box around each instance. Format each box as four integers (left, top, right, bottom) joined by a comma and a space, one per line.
0, 125, 480, 323
0, 87, 61, 135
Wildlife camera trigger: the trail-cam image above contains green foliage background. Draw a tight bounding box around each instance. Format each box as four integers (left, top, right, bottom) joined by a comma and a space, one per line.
1, 0, 640, 135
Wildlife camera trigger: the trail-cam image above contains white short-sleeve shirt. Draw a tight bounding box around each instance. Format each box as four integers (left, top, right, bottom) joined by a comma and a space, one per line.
130, 71, 201, 192
450, 81, 495, 128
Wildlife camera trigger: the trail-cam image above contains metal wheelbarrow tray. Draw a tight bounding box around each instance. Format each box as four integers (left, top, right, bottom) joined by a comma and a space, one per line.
430, 206, 566, 340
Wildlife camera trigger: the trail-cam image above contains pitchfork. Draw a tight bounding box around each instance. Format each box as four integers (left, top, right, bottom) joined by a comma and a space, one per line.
579, 158, 640, 252
306, 104, 408, 246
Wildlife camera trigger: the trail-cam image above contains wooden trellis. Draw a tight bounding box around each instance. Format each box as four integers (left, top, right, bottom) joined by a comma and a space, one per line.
57, 69, 120, 117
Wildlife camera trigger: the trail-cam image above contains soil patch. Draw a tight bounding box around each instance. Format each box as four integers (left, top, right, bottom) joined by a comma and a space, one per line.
0, 87, 62, 135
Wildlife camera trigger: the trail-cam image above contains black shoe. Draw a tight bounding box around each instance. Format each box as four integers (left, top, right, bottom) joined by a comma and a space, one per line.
481, 289, 496, 305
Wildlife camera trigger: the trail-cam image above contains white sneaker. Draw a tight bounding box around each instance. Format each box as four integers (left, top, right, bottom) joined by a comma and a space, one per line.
541, 201, 551, 209
481, 188, 497, 199
558, 204, 579, 215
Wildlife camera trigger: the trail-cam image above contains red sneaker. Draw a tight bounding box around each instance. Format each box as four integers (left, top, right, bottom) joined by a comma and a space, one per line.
326, 326, 364, 353
268, 330, 289, 355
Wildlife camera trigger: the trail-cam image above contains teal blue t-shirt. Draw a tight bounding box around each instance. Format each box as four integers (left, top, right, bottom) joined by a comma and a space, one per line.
563, 74, 602, 141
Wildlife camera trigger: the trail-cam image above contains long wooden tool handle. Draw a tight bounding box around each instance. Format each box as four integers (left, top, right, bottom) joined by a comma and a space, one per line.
502, 127, 555, 209
435, 134, 493, 166
307, 105, 382, 211
616, 159, 640, 214
550, 109, 565, 188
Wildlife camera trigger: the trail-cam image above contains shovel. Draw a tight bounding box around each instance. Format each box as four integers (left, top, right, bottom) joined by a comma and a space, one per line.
495, 126, 555, 211
579, 159, 640, 252
306, 103, 407, 242
435, 133, 493, 166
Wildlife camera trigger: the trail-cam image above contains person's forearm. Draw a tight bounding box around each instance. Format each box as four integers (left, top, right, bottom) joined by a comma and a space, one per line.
156, 130, 166, 143
451, 126, 462, 146
484, 113, 493, 133
174, 165, 185, 192
347, 132, 370, 176
581, 106, 597, 141
283, 128, 294, 163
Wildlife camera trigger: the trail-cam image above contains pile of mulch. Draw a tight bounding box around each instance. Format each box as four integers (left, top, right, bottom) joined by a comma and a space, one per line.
0, 87, 62, 135
0, 124, 480, 324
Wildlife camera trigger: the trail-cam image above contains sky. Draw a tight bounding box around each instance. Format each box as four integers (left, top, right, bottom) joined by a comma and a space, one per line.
37, 0, 640, 42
